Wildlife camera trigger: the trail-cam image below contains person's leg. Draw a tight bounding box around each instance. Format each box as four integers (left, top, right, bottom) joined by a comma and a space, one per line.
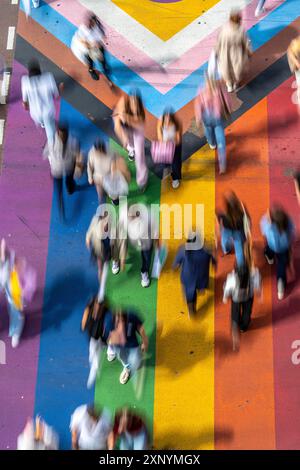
133, 430, 148, 450
187, 288, 197, 316
95, 184, 104, 203
118, 347, 142, 384
65, 170, 76, 195
133, 130, 148, 189
231, 301, 240, 351
141, 245, 153, 287
255, 0, 266, 16
107, 344, 117, 362
8, 303, 25, 348
264, 244, 275, 264
119, 432, 133, 450
87, 338, 103, 388
203, 122, 216, 149
171, 144, 182, 188
240, 297, 254, 332
42, 114, 56, 146
85, 53, 99, 80
276, 250, 289, 299
214, 122, 226, 174
99, 46, 112, 81
53, 177, 64, 218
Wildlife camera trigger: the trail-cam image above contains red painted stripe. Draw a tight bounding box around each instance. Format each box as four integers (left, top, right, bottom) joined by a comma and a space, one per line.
268, 76, 300, 449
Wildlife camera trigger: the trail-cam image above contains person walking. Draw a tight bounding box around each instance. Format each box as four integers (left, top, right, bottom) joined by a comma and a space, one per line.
71, 13, 112, 85
287, 36, 300, 107
157, 110, 182, 189
195, 77, 230, 174
216, 191, 251, 267
70, 405, 112, 450
113, 91, 148, 191
87, 140, 130, 203
17, 416, 59, 450
223, 244, 262, 351
21, 60, 61, 145
43, 124, 82, 218
106, 309, 148, 385
118, 205, 159, 287
173, 232, 216, 316
260, 206, 295, 300
215, 10, 252, 92
108, 408, 148, 450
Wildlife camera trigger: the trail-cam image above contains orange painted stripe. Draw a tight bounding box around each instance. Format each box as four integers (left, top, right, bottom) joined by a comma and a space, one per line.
214, 99, 276, 449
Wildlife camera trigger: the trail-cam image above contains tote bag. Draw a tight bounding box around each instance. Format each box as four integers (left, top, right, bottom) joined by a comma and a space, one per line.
151, 141, 175, 164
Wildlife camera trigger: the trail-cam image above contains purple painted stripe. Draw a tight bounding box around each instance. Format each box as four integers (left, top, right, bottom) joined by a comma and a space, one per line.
0, 60, 52, 449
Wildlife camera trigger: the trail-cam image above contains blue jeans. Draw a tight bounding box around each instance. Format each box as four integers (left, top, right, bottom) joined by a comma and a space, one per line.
221, 228, 245, 267
8, 303, 25, 339
203, 113, 226, 172
112, 346, 142, 375
120, 430, 147, 450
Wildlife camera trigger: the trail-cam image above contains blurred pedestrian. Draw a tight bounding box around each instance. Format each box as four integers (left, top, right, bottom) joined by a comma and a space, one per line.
21, 60, 61, 145
71, 13, 112, 86
0, 239, 37, 348
215, 10, 252, 92
87, 140, 130, 203
223, 244, 262, 351
43, 124, 82, 218
119, 205, 159, 288
106, 309, 148, 385
287, 36, 300, 106
17, 416, 59, 450
173, 232, 216, 316
260, 206, 295, 300
195, 77, 231, 174
70, 405, 111, 450
157, 109, 182, 189
81, 296, 116, 388
108, 408, 148, 450
216, 191, 251, 267
113, 91, 148, 191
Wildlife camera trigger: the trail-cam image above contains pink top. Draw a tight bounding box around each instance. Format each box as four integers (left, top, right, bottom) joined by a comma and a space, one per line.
196, 83, 231, 121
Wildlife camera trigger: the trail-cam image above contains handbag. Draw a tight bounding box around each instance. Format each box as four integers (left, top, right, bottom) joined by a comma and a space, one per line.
151, 141, 175, 164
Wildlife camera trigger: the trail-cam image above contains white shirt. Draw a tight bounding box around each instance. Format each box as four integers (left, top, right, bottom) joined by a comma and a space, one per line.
43, 133, 79, 178
70, 405, 111, 450
21, 72, 59, 124
76, 24, 104, 45
223, 267, 261, 303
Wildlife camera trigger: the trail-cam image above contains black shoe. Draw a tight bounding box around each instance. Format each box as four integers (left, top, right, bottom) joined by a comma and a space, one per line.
89, 69, 99, 81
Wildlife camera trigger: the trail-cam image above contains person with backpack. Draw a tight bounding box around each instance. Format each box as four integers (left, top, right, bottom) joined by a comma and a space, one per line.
173, 232, 216, 316
223, 244, 262, 351
260, 206, 295, 300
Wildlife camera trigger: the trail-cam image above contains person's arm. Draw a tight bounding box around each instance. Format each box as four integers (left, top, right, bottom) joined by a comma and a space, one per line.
71, 430, 79, 450
107, 430, 116, 450
294, 175, 300, 206
172, 247, 184, 270
87, 152, 94, 185
138, 324, 149, 352
157, 119, 163, 142
86, 217, 95, 248
223, 273, 234, 303
21, 77, 29, 111
81, 304, 90, 331
194, 95, 202, 125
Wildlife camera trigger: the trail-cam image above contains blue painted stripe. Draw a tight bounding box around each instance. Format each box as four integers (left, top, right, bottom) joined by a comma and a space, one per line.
33, 99, 107, 449
21, 0, 299, 116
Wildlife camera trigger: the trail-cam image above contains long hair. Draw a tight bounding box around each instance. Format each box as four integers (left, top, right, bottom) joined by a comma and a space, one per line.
125, 92, 145, 121
94, 139, 107, 154
88, 13, 105, 36
270, 206, 290, 233
224, 192, 244, 230
161, 109, 181, 133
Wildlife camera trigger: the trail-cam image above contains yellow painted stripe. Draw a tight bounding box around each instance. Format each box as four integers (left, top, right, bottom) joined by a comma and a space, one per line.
112, 0, 220, 41
154, 146, 215, 450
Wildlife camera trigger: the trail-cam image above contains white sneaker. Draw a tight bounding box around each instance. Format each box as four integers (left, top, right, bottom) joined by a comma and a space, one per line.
107, 351, 116, 362
277, 279, 284, 300
111, 260, 120, 275
127, 149, 135, 161
208, 144, 217, 150
141, 272, 150, 288
226, 83, 234, 93
120, 367, 131, 384
11, 335, 20, 348
32, 0, 40, 8
172, 179, 180, 189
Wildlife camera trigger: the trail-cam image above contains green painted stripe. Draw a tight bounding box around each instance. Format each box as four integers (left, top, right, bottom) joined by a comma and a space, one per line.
94, 139, 161, 441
